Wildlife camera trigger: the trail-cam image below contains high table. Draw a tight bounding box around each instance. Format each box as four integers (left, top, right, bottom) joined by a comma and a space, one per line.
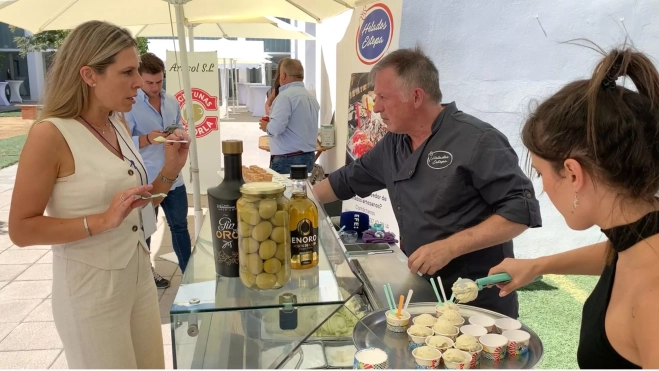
6, 80, 23, 103
0, 82, 9, 106
258, 135, 334, 163
248, 85, 271, 117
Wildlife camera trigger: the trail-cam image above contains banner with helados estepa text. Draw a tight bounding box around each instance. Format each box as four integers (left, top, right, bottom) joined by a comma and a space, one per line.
335, 1, 402, 238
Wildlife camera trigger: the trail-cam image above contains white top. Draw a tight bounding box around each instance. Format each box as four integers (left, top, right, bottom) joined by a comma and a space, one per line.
45, 116, 149, 270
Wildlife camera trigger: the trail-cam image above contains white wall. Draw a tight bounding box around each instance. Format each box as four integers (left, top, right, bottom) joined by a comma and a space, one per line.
399, 0, 659, 258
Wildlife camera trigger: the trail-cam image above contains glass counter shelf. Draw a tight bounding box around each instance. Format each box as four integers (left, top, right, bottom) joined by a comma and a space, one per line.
169, 184, 364, 369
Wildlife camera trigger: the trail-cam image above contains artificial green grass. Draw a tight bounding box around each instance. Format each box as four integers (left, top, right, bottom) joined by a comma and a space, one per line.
0, 134, 26, 169
0, 111, 21, 117
517, 275, 599, 369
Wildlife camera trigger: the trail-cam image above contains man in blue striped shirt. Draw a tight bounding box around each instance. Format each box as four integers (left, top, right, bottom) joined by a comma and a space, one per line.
260, 58, 319, 174
125, 53, 191, 288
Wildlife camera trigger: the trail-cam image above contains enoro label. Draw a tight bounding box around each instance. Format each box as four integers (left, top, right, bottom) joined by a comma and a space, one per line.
355, 3, 394, 65
174, 88, 219, 138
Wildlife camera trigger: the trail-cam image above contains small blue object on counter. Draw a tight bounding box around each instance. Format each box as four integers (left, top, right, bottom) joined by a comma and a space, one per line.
339, 211, 370, 236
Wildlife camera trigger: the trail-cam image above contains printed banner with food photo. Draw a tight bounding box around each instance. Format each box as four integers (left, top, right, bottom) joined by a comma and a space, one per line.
345, 72, 388, 165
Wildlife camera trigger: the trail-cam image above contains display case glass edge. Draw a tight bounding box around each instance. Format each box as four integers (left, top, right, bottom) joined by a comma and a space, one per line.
170, 179, 367, 369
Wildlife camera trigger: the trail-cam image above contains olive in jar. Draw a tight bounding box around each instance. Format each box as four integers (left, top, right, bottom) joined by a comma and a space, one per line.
237, 182, 291, 291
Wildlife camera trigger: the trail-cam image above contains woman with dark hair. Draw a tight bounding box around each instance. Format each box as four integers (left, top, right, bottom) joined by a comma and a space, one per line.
265, 58, 288, 115
490, 47, 659, 368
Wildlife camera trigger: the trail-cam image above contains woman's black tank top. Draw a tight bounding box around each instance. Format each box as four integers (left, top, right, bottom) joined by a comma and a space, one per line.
577, 211, 659, 369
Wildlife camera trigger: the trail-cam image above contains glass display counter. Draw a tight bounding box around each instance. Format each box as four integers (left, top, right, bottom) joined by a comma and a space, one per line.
169, 185, 366, 369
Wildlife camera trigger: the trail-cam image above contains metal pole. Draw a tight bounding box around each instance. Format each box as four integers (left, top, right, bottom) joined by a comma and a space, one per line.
172, 2, 203, 239
187, 24, 195, 52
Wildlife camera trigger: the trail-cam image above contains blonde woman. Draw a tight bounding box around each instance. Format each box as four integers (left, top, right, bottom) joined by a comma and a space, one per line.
8, 21, 190, 368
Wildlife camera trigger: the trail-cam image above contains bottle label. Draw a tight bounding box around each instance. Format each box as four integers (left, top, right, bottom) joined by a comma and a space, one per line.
291, 218, 318, 265
209, 198, 239, 276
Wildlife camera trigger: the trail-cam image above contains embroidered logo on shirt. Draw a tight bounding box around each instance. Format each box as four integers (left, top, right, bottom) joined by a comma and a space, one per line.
427, 151, 453, 170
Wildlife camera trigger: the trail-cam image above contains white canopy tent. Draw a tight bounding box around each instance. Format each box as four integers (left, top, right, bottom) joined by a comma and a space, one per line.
125, 17, 314, 40
0, 0, 359, 239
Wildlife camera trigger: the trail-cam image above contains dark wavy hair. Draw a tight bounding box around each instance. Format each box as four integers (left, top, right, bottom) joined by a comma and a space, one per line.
522, 44, 659, 263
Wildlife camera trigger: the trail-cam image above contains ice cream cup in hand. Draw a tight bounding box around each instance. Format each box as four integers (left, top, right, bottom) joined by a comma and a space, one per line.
385, 310, 411, 333
494, 318, 521, 334
479, 334, 508, 361
468, 315, 495, 333
502, 329, 531, 358
425, 335, 455, 353
353, 347, 388, 369
460, 324, 488, 338
407, 325, 434, 350
441, 349, 472, 370
412, 345, 442, 369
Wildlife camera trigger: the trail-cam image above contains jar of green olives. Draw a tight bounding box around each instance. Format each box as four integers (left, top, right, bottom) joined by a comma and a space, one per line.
237, 182, 291, 290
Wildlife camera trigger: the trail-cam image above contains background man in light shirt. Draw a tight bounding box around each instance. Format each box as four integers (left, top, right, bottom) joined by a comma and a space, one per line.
260, 58, 320, 175
125, 53, 192, 288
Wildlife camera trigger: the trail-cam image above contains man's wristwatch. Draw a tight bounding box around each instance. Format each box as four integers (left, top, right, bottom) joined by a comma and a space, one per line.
159, 172, 177, 184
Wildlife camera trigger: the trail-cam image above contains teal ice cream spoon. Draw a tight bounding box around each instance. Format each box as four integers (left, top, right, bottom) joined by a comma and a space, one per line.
450, 273, 543, 303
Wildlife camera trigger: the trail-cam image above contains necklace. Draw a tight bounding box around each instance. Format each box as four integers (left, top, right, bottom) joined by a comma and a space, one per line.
80, 116, 111, 135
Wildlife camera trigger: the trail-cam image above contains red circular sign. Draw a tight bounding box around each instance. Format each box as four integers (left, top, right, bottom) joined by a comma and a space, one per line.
174, 88, 219, 138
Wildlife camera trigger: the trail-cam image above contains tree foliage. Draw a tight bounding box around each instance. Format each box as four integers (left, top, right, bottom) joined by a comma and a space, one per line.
10, 27, 150, 57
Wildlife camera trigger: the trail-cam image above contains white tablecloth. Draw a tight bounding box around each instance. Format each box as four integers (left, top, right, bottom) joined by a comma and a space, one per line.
248, 85, 271, 117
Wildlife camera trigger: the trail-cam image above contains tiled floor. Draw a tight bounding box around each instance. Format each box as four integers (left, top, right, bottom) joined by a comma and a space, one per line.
0, 116, 271, 369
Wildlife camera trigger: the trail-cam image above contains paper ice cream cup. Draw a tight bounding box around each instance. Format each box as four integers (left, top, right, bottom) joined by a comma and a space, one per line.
412, 346, 442, 369
460, 325, 488, 338
479, 334, 508, 361
435, 303, 461, 317
494, 318, 521, 334
353, 347, 389, 369
413, 314, 438, 328
425, 335, 455, 353
407, 326, 434, 350
457, 343, 483, 368
439, 313, 465, 328
432, 325, 459, 341
441, 350, 472, 370
468, 315, 495, 333
502, 329, 531, 358
385, 310, 411, 333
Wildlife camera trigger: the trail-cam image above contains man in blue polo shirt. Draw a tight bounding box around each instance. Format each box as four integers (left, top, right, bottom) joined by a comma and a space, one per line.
126, 53, 192, 288
259, 58, 319, 174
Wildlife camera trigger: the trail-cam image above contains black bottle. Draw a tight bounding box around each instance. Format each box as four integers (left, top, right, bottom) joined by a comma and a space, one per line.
207, 140, 244, 277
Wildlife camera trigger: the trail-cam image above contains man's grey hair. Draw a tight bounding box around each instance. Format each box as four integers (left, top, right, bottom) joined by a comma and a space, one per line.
369, 46, 442, 103
281, 58, 304, 80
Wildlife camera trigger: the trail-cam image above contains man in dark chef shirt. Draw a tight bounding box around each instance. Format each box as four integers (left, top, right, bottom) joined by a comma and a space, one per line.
313, 47, 541, 318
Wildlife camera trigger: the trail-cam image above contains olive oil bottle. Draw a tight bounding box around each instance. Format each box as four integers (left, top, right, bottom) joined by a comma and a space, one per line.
207, 140, 244, 277
289, 165, 319, 269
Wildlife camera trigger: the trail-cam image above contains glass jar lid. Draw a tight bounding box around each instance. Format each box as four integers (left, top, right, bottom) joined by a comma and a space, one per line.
240, 181, 286, 196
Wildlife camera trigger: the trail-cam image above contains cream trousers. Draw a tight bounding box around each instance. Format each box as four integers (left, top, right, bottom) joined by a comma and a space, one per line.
52, 246, 165, 369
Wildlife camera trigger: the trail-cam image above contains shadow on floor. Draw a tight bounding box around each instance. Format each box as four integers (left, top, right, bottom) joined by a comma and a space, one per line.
517, 280, 558, 292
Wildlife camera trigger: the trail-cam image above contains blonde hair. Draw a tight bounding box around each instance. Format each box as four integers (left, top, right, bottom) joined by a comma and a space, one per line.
38, 21, 137, 122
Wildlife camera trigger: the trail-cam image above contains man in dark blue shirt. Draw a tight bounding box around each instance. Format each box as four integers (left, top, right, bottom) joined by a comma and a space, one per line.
313, 47, 542, 318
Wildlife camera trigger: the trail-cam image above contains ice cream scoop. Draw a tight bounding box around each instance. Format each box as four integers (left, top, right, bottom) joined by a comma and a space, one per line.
451, 273, 543, 303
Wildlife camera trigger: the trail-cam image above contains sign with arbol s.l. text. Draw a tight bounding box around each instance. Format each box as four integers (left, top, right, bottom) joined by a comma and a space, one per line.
166, 51, 221, 195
